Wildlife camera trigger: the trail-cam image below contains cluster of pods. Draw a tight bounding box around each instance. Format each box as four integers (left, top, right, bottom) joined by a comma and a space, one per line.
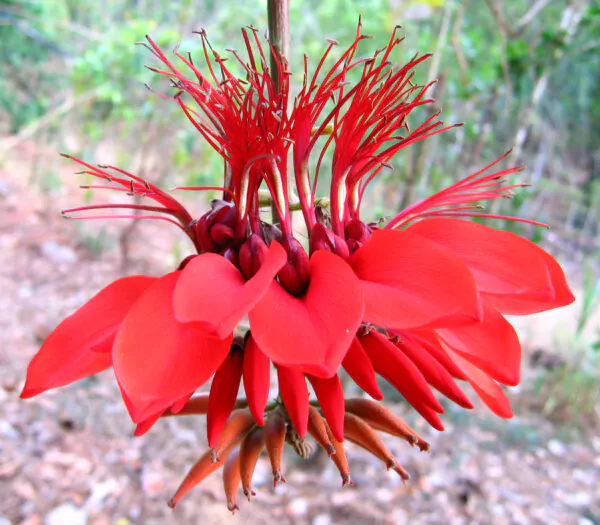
166, 396, 428, 512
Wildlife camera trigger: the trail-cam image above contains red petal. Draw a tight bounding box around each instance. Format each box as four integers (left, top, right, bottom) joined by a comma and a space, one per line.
407, 330, 468, 380
243, 334, 271, 426
350, 229, 481, 329
444, 347, 513, 418
342, 337, 384, 400
277, 366, 309, 438
173, 242, 287, 338
436, 298, 521, 386
207, 350, 244, 447
113, 272, 232, 423
134, 411, 162, 437
250, 251, 363, 378
120, 385, 166, 436
395, 333, 472, 409
134, 391, 193, 436
360, 331, 445, 430
408, 218, 574, 314
308, 375, 345, 442
486, 254, 575, 314
171, 393, 194, 414
21, 276, 156, 399
89, 333, 115, 353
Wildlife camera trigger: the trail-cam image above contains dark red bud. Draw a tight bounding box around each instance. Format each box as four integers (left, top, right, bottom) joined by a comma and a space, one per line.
220, 205, 238, 229
345, 219, 371, 253
278, 237, 310, 296
177, 254, 197, 271
239, 234, 269, 280
210, 201, 235, 222
309, 223, 350, 259
195, 213, 217, 253
221, 247, 239, 267
346, 239, 363, 253
196, 203, 240, 252
262, 223, 283, 245
211, 223, 235, 246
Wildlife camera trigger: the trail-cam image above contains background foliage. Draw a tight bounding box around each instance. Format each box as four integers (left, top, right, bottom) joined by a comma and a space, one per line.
2, 0, 598, 251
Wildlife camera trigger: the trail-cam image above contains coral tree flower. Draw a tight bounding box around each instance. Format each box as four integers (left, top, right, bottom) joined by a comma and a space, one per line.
22, 21, 574, 511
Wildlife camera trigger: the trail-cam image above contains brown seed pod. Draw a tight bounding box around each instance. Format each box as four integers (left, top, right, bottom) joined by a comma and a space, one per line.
239, 426, 266, 500
168, 442, 236, 509
222, 448, 242, 513
264, 410, 287, 486
323, 419, 353, 487
344, 398, 429, 451
307, 405, 335, 456
211, 408, 256, 462
343, 412, 397, 469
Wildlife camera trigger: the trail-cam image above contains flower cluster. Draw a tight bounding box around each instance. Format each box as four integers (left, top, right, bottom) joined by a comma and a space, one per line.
22, 22, 574, 511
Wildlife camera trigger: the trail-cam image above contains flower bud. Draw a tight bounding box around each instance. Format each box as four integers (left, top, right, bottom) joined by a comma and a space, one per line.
262, 222, 283, 245
195, 213, 217, 253
239, 234, 269, 280
309, 223, 349, 259
221, 247, 238, 267
345, 219, 371, 253
196, 202, 238, 252
211, 224, 235, 246
278, 237, 310, 296
177, 254, 197, 271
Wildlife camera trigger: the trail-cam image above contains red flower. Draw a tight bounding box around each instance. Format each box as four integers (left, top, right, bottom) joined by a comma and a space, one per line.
22, 22, 574, 511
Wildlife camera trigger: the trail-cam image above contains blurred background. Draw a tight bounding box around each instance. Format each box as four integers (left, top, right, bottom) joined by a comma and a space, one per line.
0, 0, 599, 524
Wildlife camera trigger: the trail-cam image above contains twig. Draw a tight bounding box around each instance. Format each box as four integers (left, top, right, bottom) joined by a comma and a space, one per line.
426, 0, 454, 85
267, 0, 290, 93
483, 0, 516, 38
517, 0, 551, 30
267, 0, 290, 225
450, 4, 468, 86
405, 1, 454, 209
513, 5, 584, 162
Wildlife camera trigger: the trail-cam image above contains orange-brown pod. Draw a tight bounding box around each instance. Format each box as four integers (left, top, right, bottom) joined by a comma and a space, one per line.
222, 447, 242, 513
307, 405, 335, 456
168, 442, 236, 508
344, 412, 396, 469
323, 419, 352, 487
344, 398, 429, 451
264, 410, 287, 486
211, 408, 256, 462
239, 426, 266, 500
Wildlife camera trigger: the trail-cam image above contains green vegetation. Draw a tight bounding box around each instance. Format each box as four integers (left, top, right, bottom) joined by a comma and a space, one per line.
2, 1, 598, 248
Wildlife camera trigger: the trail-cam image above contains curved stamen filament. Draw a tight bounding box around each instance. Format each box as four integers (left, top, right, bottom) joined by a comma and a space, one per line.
63, 214, 188, 230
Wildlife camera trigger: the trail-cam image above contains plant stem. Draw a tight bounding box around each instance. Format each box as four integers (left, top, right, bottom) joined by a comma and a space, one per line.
267, 0, 290, 228
267, 0, 290, 93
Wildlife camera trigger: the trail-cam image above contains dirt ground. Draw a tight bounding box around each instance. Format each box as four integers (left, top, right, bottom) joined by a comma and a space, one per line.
1, 141, 599, 525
